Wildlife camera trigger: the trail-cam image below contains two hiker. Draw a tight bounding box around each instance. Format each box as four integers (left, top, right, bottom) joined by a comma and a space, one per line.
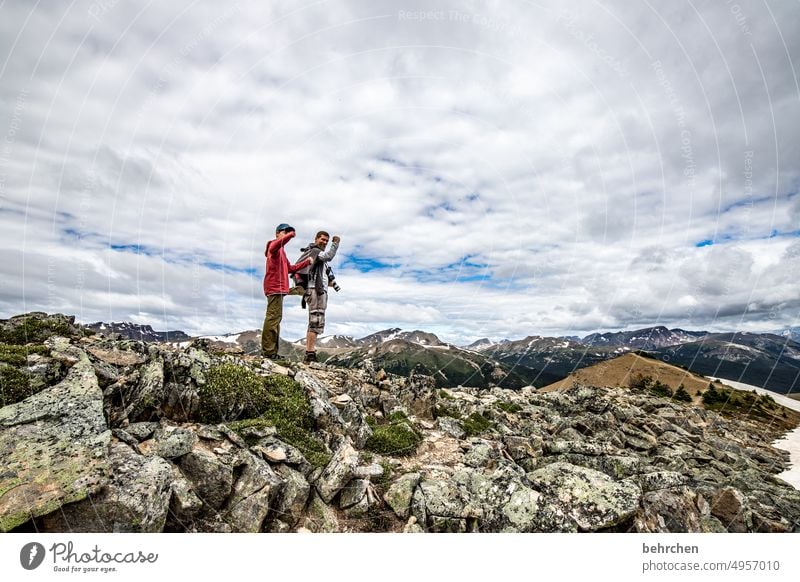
261, 223, 340, 363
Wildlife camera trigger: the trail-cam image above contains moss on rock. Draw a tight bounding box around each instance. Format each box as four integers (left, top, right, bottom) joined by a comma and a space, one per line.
0, 364, 34, 407
0, 314, 76, 345
365, 420, 421, 457
0, 343, 49, 366
198, 363, 269, 422
463, 412, 493, 436
223, 371, 330, 468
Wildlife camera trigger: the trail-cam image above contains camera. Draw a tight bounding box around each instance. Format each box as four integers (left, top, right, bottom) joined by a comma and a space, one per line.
326, 265, 341, 292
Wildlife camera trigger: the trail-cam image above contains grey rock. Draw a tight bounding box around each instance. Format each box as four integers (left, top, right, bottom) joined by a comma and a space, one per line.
634, 489, 706, 533
169, 465, 203, 526
339, 478, 369, 510
398, 371, 437, 419
315, 440, 359, 503
353, 463, 385, 479
464, 441, 498, 468
384, 472, 421, 520
121, 358, 165, 422
41, 441, 173, 533
417, 478, 466, 519
637, 471, 689, 493
162, 381, 200, 423
112, 428, 141, 449
503, 435, 535, 461
179, 444, 235, 510
272, 464, 311, 527
402, 515, 425, 533
438, 416, 466, 439
151, 425, 198, 459
502, 486, 542, 531
527, 461, 641, 531
125, 421, 159, 441
224, 451, 284, 532
46, 336, 88, 366
0, 357, 110, 532
301, 491, 339, 533
710, 487, 747, 532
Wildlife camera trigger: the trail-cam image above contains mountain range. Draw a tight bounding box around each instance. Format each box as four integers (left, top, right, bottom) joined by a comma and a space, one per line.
86, 321, 800, 395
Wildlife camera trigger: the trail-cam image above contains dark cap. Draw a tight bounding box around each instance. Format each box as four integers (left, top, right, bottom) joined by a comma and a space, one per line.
276, 223, 294, 233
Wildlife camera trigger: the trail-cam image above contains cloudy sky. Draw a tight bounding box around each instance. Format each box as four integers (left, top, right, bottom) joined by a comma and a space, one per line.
0, 0, 798, 343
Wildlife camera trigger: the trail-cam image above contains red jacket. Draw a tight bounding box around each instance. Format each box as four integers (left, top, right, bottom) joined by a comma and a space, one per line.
263, 231, 309, 296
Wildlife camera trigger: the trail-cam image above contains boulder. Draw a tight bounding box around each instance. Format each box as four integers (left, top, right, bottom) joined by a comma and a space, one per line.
527, 462, 641, 531
272, 464, 311, 527
224, 451, 284, 532
0, 357, 110, 532
315, 440, 359, 503
39, 441, 173, 532
384, 472, 421, 520
178, 443, 235, 510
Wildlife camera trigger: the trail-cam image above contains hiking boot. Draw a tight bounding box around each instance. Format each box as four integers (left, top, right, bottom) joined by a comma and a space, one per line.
304, 351, 318, 363
264, 353, 286, 361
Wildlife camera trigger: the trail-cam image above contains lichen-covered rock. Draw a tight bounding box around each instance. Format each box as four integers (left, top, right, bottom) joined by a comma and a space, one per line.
527, 462, 642, 531
636, 471, 688, 493
272, 464, 311, 527
39, 441, 173, 532
415, 478, 467, 523
398, 371, 437, 419
168, 465, 203, 528
383, 472, 421, 520
146, 424, 198, 459
438, 416, 466, 439
634, 488, 730, 533
315, 440, 359, 503
301, 491, 339, 533
502, 486, 542, 531
178, 443, 235, 510
0, 357, 110, 532
121, 357, 165, 422
224, 451, 284, 532
710, 487, 748, 532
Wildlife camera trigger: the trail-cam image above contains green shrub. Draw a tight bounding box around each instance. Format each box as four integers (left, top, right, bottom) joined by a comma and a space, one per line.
0, 316, 74, 345
434, 403, 462, 419
222, 370, 331, 468
463, 412, 492, 436
701, 383, 723, 405
650, 380, 673, 398
0, 343, 49, 366
365, 420, 421, 456
495, 401, 523, 413
673, 384, 692, 403
198, 363, 269, 422
0, 364, 33, 407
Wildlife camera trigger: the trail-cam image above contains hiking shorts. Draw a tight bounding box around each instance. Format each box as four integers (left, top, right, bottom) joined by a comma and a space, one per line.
306, 289, 327, 334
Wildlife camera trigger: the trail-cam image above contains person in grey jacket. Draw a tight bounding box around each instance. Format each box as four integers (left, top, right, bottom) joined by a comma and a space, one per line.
302, 231, 340, 362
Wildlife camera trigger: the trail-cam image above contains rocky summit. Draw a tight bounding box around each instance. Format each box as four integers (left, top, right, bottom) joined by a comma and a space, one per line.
1, 312, 799, 533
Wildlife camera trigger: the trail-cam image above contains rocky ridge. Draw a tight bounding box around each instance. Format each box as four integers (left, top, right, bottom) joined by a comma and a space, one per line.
1, 312, 799, 533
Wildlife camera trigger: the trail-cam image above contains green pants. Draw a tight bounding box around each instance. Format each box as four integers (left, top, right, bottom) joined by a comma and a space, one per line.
261, 294, 284, 356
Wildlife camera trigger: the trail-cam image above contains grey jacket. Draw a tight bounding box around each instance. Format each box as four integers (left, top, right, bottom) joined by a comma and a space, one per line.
308, 240, 339, 293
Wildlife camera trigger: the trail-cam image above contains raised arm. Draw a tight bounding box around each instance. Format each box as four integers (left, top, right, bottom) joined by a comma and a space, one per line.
265, 231, 296, 256
316, 238, 340, 262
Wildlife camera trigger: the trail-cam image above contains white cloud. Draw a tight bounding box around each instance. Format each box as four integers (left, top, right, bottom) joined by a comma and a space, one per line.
1, 0, 799, 341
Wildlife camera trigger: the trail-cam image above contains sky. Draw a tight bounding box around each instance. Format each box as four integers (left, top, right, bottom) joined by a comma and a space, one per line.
0, 0, 798, 344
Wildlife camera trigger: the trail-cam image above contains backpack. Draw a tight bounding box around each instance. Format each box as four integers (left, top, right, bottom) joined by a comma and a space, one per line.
291, 244, 319, 290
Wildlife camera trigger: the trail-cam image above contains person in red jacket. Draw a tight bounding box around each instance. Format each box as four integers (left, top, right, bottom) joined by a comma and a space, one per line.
261, 223, 311, 359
